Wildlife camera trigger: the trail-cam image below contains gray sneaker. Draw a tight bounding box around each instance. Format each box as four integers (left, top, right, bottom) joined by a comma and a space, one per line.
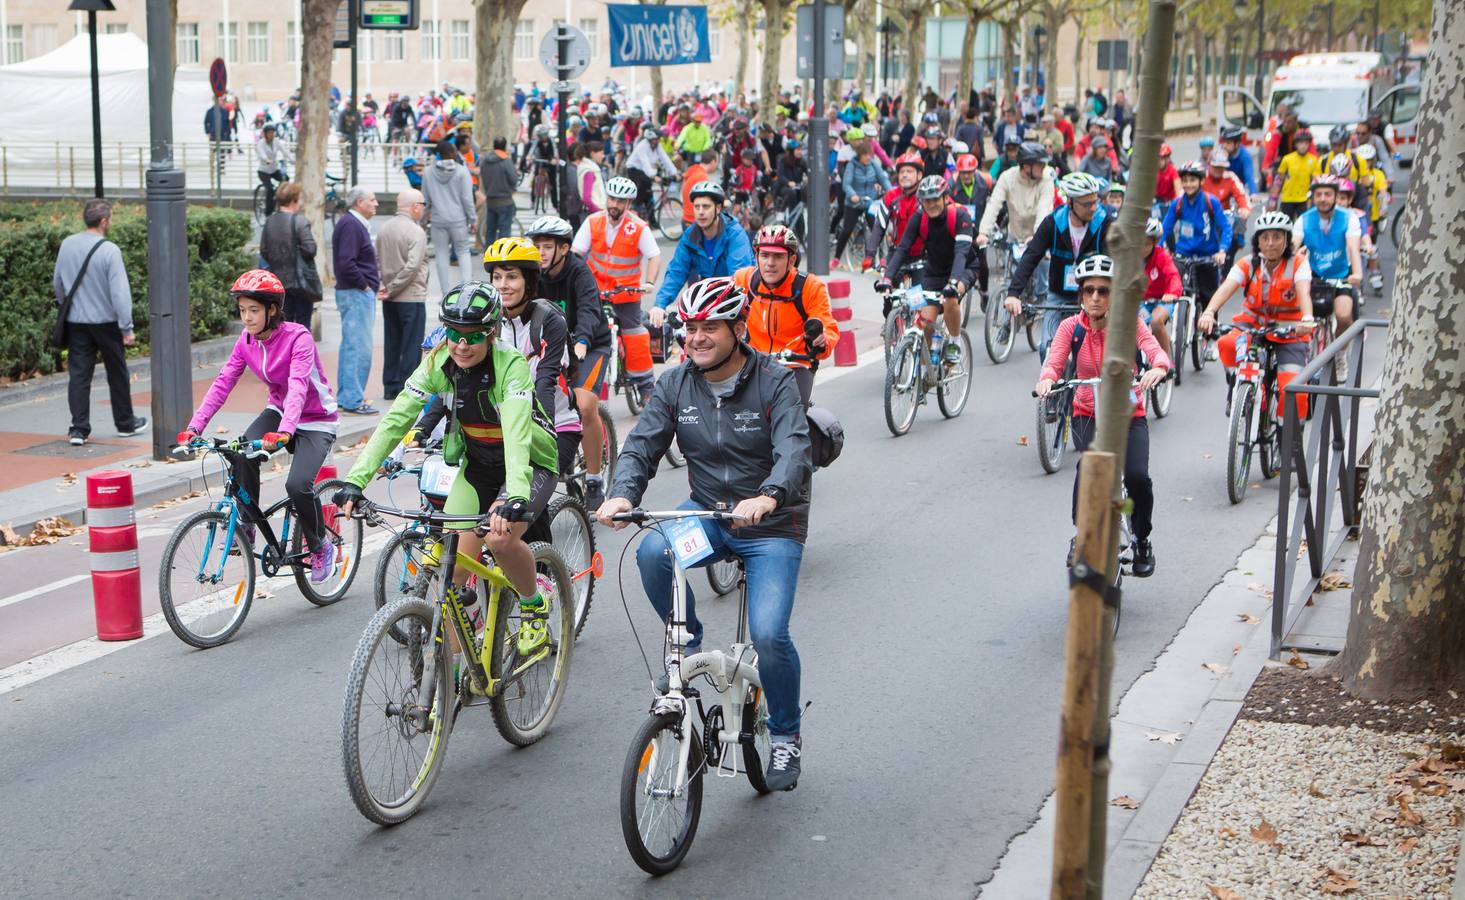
118, 416, 148, 437
764, 736, 802, 791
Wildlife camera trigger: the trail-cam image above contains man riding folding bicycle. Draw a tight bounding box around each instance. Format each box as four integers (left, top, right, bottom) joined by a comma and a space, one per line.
597, 277, 812, 792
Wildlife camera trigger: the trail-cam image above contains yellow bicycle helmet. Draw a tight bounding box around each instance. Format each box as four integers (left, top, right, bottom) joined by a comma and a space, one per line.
482, 236, 542, 272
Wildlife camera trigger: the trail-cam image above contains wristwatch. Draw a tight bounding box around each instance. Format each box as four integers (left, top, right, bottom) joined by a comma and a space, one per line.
759, 486, 786, 508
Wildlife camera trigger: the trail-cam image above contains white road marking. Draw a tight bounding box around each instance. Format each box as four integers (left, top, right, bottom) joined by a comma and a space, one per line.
0, 575, 91, 612
0, 527, 396, 696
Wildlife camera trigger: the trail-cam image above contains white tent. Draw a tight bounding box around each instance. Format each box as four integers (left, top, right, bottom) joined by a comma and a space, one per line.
0, 33, 215, 188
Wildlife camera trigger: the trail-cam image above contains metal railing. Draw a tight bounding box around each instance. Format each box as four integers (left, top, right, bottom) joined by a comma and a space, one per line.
1270, 317, 1388, 659
0, 140, 434, 198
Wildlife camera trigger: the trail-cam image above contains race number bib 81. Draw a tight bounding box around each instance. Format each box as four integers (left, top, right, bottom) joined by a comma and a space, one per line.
664, 517, 713, 568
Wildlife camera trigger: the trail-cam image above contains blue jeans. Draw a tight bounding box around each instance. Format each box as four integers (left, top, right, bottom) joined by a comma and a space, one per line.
335, 288, 376, 409
483, 204, 516, 243
636, 500, 805, 738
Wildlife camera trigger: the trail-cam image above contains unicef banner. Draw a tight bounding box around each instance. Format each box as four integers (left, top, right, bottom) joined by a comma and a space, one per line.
608, 4, 712, 67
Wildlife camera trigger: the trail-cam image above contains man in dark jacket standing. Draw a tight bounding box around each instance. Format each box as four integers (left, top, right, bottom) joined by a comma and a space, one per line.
333, 186, 381, 415
55, 199, 147, 445
478, 137, 520, 243
598, 277, 812, 793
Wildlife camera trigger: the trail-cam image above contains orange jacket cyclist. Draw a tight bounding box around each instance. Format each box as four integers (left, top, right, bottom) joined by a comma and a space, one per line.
1197, 210, 1316, 419
572, 175, 663, 404
733, 225, 839, 407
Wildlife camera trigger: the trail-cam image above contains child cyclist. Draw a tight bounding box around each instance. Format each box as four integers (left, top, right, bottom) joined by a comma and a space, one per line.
333, 282, 562, 656
177, 269, 341, 582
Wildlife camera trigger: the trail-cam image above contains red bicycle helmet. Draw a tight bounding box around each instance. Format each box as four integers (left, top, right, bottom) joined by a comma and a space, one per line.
677, 277, 748, 322
1159, 142, 1173, 157
955, 154, 979, 173
754, 224, 800, 258
894, 151, 924, 171
230, 269, 285, 303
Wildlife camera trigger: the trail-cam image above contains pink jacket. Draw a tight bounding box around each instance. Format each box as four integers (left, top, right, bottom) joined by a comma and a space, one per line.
189, 322, 339, 435
1041, 312, 1171, 419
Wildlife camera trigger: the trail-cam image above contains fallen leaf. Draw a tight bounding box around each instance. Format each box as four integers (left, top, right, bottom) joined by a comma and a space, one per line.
1339, 831, 1385, 847
1233, 644, 1244, 656
1109, 795, 1139, 809
0, 523, 19, 545
1238, 612, 1261, 625
1396, 793, 1423, 826
1318, 572, 1352, 591
253, 587, 275, 600
1308, 781, 1329, 799
1181, 496, 1194, 502
1207, 886, 1244, 900
1250, 818, 1280, 847
216, 426, 230, 434
1146, 731, 1182, 744
1397, 836, 1418, 853
14, 517, 83, 546
1318, 867, 1361, 894
1203, 663, 1229, 674
1017, 435, 1030, 447
1287, 649, 1311, 670
126, 460, 151, 469
1245, 581, 1274, 598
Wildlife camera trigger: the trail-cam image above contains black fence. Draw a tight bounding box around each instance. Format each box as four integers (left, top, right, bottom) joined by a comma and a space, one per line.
1271, 318, 1388, 659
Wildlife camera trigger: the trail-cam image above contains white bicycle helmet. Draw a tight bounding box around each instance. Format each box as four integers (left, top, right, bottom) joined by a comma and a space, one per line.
916, 174, 949, 200
1145, 217, 1163, 239
1059, 172, 1104, 199
1354, 143, 1377, 161
605, 176, 639, 199
1252, 210, 1293, 234
524, 215, 574, 242
1328, 154, 1353, 177
1073, 254, 1115, 282
677, 277, 748, 321
951, 140, 970, 155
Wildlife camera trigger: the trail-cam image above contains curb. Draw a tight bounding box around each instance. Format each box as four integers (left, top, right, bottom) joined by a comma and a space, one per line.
1, 418, 381, 539
0, 330, 243, 410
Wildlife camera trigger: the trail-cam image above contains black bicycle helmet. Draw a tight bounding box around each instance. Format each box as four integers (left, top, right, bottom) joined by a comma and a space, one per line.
1017, 141, 1047, 164
439, 281, 503, 329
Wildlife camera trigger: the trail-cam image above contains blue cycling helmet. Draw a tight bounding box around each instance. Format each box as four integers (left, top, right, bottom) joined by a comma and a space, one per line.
786, 139, 802, 150
422, 324, 446, 349
402, 157, 418, 170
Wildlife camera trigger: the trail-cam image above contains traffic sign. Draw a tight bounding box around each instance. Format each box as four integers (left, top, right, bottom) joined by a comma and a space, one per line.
551, 80, 580, 95
360, 0, 418, 29
795, 4, 845, 80
333, 0, 353, 49
1097, 40, 1129, 72
208, 58, 227, 97
540, 24, 592, 80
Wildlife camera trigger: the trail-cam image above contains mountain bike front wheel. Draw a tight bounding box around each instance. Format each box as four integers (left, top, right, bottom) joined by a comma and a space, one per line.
1150, 375, 1173, 419
883, 334, 922, 437
983, 298, 1015, 364
341, 597, 454, 825
657, 198, 684, 240
1171, 299, 1192, 388
1227, 381, 1257, 504
489, 543, 576, 746
1036, 396, 1069, 475
159, 509, 256, 649
621, 712, 705, 875
295, 479, 364, 606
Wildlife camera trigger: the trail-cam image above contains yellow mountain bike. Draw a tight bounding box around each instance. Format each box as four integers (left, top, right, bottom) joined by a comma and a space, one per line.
341, 500, 574, 825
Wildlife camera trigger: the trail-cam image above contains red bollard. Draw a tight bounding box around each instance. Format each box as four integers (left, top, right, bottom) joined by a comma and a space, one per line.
824, 275, 859, 367
86, 471, 143, 641
316, 465, 339, 533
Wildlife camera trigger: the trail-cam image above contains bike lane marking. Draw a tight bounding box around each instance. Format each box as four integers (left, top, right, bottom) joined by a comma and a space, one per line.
0, 575, 91, 612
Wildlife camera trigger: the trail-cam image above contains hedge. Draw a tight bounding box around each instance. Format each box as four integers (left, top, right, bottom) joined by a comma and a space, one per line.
0, 200, 252, 379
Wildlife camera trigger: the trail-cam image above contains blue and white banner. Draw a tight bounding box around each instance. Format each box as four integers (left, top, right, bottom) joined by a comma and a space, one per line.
607, 4, 711, 67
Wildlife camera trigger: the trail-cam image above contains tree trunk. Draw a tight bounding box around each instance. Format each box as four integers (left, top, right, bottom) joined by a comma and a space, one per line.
644, 0, 668, 119
902, 3, 927, 115
760, 0, 786, 123
957, 7, 980, 118
999, 17, 1018, 104
1044, 7, 1061, 102
474, 0, 527, 148
1336, 0, 1465, 700
1073, 19, 1086, 105
297, 0, 341, 283
735, 0, 753, 99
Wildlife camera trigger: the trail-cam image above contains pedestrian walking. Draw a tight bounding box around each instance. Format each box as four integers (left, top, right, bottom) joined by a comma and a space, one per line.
421, 138, 477, 292
258, 182, 322, 327
54, 199, 147, 446
479, 136, 519, 243
375, 189, 431, 401
332, 186, 381, 415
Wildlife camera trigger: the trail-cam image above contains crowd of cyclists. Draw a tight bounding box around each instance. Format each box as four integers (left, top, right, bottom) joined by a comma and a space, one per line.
204, 74, 1404, 808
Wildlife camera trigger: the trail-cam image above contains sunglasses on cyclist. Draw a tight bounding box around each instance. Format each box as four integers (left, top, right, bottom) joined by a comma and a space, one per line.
1081, 285, 1111, 298
444, 326, 490, 345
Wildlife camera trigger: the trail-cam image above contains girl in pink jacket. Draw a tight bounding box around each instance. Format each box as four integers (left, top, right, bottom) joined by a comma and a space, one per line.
178, 270, 341, 582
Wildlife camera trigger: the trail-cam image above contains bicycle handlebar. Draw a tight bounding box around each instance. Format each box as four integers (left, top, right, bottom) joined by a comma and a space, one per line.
1215, 322, 1299, 338
772, 349, 816, 365
610, 508, 749, 525
600, 285, 648, 299
171, 437, 274, 462
1031, 372, 1168, 398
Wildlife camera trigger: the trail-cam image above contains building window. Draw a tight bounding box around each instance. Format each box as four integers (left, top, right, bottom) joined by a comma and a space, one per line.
32, 23, 58, 57
360, 30, 375, 63
578, 18, 598, 59
382, 31, 404, 62
246, 22, 269, 64
708, 22, 721, 57
4, 25, 22, 64
450, 19, 470, 61
104, 23, 129, 35
285, 22, 298, 63
175, 22, 200, 64
215, 21, 239, 63
514, 19, 534, 61
420, 19, 440, 60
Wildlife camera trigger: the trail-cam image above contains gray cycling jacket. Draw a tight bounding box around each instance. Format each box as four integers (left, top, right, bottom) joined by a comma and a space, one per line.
610, 348, 813, 542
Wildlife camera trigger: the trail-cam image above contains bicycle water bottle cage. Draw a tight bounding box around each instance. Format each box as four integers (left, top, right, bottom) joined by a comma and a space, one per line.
1068, 558, 1122, 609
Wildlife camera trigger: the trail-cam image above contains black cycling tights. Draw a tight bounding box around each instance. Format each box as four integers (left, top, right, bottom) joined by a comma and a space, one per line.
1069, 415, 1154, 542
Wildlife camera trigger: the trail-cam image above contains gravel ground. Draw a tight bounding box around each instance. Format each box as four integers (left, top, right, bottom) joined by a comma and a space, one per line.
1136, 719, 1463, 899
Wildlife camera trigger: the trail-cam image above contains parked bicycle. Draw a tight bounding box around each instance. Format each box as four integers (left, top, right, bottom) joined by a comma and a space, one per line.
611, 509, 773, 874
157, 437, 362, 648
341, 500, 575, 825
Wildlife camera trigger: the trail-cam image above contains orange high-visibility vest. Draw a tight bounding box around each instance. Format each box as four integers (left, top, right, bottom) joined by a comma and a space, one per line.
586, 212, 648, 292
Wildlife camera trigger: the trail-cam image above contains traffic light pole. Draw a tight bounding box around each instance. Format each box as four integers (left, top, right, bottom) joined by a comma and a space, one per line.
349, 0, 360, 186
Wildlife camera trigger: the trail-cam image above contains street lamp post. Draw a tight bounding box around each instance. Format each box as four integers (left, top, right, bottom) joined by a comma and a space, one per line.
68, 0, 114, 199
878, 18, 900, 97
1033, 24, 1047, 96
